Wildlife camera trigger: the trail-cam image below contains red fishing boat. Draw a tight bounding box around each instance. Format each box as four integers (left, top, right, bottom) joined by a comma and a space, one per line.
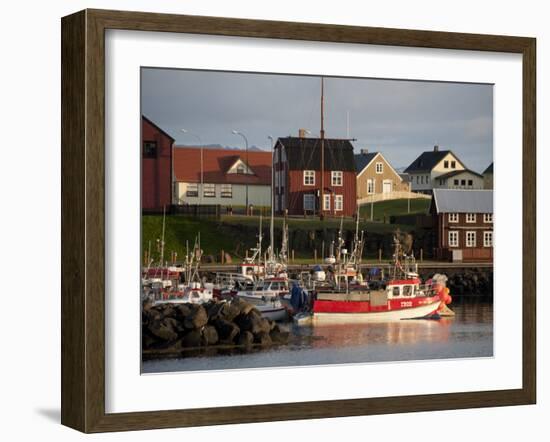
312, 235, 451, 322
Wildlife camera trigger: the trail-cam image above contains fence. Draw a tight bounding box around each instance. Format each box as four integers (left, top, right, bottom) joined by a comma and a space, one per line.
357, 191, 431, 205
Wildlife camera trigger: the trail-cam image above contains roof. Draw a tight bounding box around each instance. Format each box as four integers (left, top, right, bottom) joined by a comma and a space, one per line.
276, 137, 355, 171
404, 149, 462, 173
436, 169, 484, 180
173, 147, 272, 185
432, 189, 493, 214
483, 163, 494, 175
141, 115, 175, 141
354, 152, 378, 173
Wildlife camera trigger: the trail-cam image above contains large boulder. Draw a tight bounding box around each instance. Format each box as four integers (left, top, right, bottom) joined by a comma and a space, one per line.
148, 318, 178, 341
237, 331, 254, 347
181, 329, 202, 348
214, 319, 240, 344
201, 325, 219, 346
254, 331, 272, 347
184, 305, 208, 329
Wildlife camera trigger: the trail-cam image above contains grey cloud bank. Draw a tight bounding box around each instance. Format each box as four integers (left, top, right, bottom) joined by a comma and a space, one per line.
141, 68, 493, 172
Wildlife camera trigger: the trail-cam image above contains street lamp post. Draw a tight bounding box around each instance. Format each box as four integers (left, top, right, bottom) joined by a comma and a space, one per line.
231, 130, 249, 213
268, 135, 275, 262
181, 129, 203, 204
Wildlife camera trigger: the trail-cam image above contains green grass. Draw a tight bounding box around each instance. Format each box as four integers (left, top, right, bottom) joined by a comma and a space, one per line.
359, 198, 430, 222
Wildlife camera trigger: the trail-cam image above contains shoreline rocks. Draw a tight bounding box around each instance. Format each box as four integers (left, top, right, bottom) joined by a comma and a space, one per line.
142, 298, 290, 357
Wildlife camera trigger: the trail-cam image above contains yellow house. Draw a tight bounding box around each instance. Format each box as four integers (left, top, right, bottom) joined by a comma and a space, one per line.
355, 150, 409, 201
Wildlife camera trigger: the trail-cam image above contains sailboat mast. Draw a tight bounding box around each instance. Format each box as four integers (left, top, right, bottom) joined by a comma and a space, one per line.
160, 205, 166, 267
320, 77, 325, 220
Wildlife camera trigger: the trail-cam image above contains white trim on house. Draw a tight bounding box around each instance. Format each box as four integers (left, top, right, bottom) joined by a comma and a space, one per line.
466, 231, 476, 247
303, 170, 315, 186
323, 194, 331, 211
484, 231, 493, 247
448, 230, 459, 247
466, 213, 477, 223
334, 195, 343, 211
331, 170, 343, 186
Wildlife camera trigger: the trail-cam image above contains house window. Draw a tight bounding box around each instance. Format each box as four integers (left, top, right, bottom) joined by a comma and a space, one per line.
451, 161, 456, 168
203, 183, 216, 198
331, 171, 343, 186
236, 165, 246, 174
461, 179, 466, 186
467, 179, 473, 186
303, 194, 315, 211
186, 183, 198, 197
448, 231, 459, 247
323, 194, 331, 211
484, 213, 493, 223
466, 213, 476, 223
466, 231, 476, 247
143, 141, 157, 157
304, 170, 315, 186
444, 160, 449, 168
375, 162, 384, 174
454, 179, 459, 186
484, 231, 493, 247
367, 179, 375, 194
220, 184, 232, 198
448, 213, 459, 223
334, 195, 343, 211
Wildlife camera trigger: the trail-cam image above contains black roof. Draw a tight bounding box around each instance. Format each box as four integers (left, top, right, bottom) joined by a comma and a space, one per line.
276, 137, 356, 171
483, 163, 493, 174
404, 150, 460, 173
436, 169, 484, 180
354, 152, 378, 173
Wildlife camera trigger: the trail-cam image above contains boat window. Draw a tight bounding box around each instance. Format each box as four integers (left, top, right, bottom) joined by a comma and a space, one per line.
392, 287, 400, 297
270, 282, 280, 290
403, 285, 413, 297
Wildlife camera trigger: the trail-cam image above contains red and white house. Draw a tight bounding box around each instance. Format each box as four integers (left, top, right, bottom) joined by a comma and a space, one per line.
273, 134, 357, 217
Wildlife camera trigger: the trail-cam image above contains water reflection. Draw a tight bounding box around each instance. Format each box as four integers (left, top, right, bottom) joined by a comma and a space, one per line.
142, 301, 493, 373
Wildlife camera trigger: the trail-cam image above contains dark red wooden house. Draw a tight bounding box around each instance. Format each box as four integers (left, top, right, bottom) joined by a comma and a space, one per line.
141, 116, 174, 212
273, 135, 357, 217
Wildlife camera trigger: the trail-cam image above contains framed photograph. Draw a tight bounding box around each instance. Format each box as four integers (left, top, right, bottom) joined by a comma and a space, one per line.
61, 9, 536, 433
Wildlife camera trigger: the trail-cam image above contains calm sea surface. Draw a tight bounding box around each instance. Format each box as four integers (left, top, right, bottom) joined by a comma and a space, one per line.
142, 299, 493, 374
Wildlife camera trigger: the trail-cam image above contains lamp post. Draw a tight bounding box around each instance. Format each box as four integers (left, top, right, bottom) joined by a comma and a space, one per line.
231, 130, 249, 213
181, 129, 203, 204
268, 135, 275, 262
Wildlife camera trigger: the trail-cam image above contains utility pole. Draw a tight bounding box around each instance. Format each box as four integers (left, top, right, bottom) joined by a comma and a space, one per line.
320, 77, 325, 221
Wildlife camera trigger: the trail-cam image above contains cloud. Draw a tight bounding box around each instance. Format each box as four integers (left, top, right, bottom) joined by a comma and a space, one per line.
141, 68, 493, 172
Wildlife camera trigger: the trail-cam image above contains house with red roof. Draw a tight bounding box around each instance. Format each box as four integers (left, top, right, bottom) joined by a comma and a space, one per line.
173, 147, 272, 208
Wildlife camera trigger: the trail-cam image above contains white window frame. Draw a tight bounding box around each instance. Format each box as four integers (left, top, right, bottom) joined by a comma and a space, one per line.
331, 171, 343, 186
303, 194, 315, 211
220, 184, 232, 198
448, 230, 459, 247
484, 213, 493, 223
334, 195, 343, 211
466, 213, 476, 223
203, 183, 216, 198
483, 231, 493, 247
375, 162, 383, 174
303, 170, 315, 186
367, 179, 375, 194
323, 194, 331, 211
448, 213, 459, 223
186, 183, 198, 197
466, 231, 476, 247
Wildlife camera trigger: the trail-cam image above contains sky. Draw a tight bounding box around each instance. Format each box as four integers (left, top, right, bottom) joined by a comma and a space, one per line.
141, 68, 493, 172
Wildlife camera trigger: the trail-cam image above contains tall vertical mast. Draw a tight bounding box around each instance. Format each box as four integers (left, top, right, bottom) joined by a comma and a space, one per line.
320, 77, 325, 219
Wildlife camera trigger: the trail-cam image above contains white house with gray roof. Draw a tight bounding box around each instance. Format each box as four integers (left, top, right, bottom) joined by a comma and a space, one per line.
404, 145, 469, 194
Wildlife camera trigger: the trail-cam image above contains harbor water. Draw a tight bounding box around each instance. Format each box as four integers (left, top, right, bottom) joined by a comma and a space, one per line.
142, 298, 493, 374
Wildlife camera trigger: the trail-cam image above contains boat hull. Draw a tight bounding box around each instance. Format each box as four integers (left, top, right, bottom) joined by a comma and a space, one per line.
313, 297, 441, 323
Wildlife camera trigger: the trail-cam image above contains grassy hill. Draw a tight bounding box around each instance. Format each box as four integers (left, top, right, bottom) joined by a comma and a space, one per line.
359, 198, 431, 222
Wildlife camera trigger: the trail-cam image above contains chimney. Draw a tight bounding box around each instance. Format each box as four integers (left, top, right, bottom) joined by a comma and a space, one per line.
360, 148, 369, 155
434, 144, 439, 152
298, 128, 308, 138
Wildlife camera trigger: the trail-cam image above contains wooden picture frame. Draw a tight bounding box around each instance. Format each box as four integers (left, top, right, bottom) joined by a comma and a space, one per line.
61, 9, 536, 433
